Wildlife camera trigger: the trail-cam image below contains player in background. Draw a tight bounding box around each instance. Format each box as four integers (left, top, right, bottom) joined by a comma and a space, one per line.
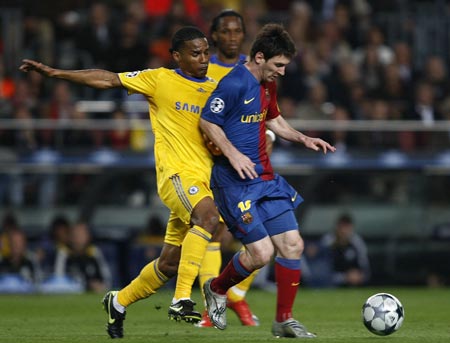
197, 9, 260, 328
200, 23, 336, 337
20, 26, 220, 338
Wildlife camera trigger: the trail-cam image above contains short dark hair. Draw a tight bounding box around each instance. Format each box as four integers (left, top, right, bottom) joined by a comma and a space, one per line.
337, 213, 353, 225
210, 9, 245, 35
249, 23, 296, 60
170, 26, 206, 53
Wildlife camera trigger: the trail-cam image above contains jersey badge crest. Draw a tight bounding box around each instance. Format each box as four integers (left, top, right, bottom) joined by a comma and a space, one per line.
241, 212, 253, 224
188, 186, 199, 195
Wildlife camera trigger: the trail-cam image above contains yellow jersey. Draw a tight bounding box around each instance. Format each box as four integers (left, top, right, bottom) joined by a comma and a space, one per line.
207, 54, 247, 82
119, 68, 217, 177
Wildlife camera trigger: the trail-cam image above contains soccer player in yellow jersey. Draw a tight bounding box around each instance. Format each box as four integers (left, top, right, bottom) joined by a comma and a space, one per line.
20, 26, 220, 338
196, 9, 261, 328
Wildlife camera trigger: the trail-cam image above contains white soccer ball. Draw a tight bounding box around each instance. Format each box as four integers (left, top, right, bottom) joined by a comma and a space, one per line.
362, 293, 404, 336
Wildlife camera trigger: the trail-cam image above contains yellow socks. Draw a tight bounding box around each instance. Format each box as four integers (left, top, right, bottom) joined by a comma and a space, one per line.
117, 258, 169, 307
198, 241, 222, 302
227, 268, 259, 302
174, 225, 212, 300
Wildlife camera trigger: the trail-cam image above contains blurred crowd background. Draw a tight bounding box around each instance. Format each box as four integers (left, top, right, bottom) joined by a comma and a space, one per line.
0, 0, 450, 293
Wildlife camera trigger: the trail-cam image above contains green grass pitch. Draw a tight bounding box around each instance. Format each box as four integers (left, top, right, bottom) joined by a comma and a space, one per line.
0, 287, 448, 342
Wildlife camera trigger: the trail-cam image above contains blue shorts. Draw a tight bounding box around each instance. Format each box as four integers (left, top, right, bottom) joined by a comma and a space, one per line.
212, 174, 303, 244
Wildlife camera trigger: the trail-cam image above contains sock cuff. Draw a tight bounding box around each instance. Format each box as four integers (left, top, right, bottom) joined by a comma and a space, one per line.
154, 258, 170, 282
191, 225, 212, 242
232, 252, 252, 277
207, 241, 221, 250
275, 257, 301, 270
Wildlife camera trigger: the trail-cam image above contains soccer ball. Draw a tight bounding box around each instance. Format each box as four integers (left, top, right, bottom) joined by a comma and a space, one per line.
362, 293, 404, 336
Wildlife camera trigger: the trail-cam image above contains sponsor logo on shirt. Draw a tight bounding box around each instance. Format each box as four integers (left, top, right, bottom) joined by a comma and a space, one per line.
240, 109, 267, 123
175, 102, 201, 114
244, 97, 255, 104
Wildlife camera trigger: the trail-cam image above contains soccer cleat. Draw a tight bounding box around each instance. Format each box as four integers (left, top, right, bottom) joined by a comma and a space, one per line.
203, 278, 228, 330
272, 318, 316, 338
168, 299, 202, 323
227, 299, 260, 326
194, 310, 213, 328
102, 291, 126, 339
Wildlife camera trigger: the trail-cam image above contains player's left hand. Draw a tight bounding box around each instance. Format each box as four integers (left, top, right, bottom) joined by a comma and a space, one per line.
303, 136, 336, 154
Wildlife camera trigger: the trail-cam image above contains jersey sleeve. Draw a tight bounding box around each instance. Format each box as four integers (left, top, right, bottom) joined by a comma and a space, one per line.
118, 68, 159, 97
201, 75, 241, 126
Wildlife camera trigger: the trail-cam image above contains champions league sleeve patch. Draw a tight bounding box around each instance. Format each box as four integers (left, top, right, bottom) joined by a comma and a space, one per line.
210, 97, 225, 113
125, 71, 141, 78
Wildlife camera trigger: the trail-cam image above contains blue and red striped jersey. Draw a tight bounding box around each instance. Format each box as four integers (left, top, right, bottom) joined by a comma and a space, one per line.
201, 64, 280, 187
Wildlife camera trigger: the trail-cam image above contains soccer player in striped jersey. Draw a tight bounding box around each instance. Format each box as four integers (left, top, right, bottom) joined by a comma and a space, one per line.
200, 24, 336, 337
196, 9, 260, 328
20, 26, 220, 338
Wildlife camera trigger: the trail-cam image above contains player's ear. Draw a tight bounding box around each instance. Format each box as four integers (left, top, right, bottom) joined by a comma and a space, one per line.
255, 52, 265, 65
172, 50, 181, 63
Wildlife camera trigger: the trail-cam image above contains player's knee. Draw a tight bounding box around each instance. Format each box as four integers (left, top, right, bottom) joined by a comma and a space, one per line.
282, 236, 304, 258
193, 211, 220, 234
211, 222, 227, 242
191, 198, 221, 234
249, 245, 274, 268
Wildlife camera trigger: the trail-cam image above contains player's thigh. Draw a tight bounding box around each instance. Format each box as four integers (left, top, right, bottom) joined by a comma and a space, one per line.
159, 171, 214, 225
164, 211, 190, 247
265, 210, 303, 258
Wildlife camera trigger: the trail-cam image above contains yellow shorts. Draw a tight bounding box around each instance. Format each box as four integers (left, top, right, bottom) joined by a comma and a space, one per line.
164, 212, 190, 246
159, 170, 213, 246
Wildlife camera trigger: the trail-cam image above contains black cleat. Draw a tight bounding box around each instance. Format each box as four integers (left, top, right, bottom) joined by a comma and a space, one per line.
102, 291, 126, 338
168, 299, 202, 323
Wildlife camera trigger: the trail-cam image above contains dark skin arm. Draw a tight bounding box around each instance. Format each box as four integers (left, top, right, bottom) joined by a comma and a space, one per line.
19, 59, 122, 89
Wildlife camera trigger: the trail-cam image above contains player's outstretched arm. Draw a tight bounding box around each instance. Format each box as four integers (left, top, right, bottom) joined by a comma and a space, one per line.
19, 59, 122, 89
